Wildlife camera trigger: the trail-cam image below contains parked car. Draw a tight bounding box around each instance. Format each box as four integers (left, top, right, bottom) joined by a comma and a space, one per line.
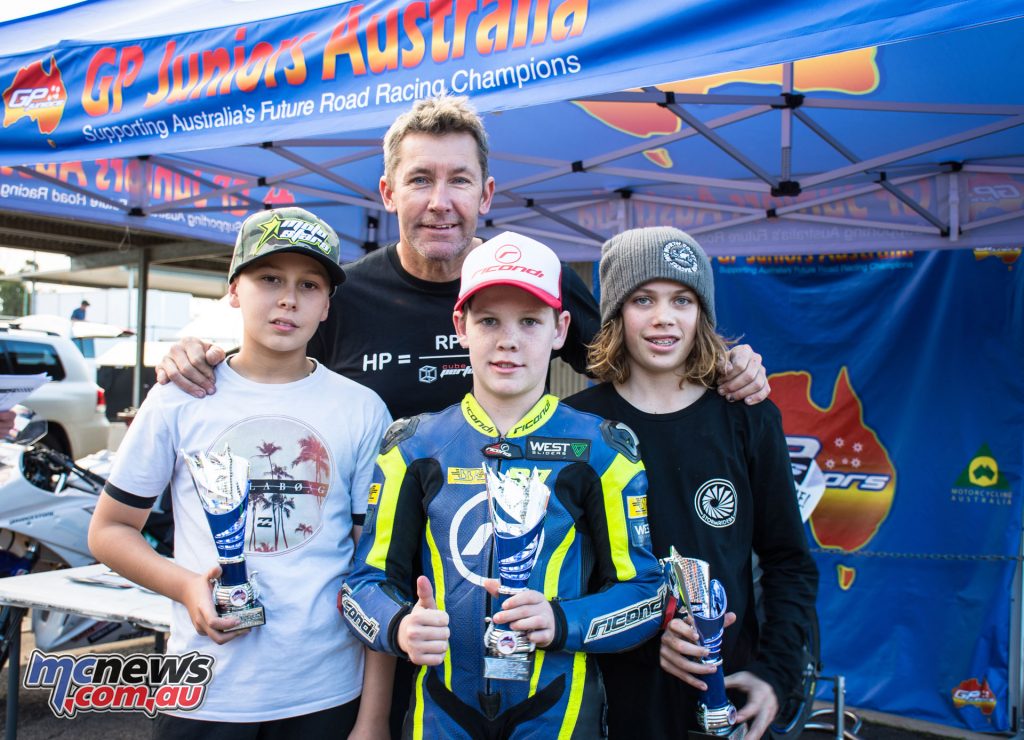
8, 314, 134, 379
0, 328, 109, 457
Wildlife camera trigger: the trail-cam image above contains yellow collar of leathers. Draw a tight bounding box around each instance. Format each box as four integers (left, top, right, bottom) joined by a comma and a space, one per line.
460, 393, 559, 439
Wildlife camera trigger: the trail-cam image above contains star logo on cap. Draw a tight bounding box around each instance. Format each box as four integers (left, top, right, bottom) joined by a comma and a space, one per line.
253, 213, 284, 256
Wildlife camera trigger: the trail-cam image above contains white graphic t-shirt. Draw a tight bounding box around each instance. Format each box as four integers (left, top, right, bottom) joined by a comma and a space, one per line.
107, 361, 390, 721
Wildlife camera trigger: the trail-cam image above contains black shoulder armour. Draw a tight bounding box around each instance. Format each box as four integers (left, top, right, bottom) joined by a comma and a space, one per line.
380, 416, 419, 454
600, 420, 640, 463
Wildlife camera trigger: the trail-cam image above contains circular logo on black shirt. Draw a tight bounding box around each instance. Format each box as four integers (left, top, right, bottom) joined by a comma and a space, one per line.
694, 478, 737, 528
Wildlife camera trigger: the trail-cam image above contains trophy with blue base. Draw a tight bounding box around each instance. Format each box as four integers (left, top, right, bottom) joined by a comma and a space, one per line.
665, 547, 746, 739
482, 466, 549, 681
183, 447, 266, 631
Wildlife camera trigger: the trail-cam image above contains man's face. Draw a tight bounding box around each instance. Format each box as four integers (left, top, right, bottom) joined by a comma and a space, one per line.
454, 286, 570, 410
380, 132, 495, 266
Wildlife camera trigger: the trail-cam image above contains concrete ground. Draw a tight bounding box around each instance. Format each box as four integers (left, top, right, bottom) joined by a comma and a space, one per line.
0, 624, 1008, 739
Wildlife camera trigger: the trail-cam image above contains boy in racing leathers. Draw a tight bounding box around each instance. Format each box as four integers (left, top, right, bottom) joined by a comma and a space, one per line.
342, 231, 663, 738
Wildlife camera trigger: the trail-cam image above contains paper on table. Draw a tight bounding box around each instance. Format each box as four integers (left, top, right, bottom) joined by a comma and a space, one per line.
68, 567, 156, 594
0, 373, 49, 411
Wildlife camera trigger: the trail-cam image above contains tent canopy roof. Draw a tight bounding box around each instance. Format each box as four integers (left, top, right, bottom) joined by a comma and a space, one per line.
0, 0, 1022, 277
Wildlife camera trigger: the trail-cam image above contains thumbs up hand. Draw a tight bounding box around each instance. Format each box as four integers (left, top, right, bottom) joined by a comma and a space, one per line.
397, 576, 450, 665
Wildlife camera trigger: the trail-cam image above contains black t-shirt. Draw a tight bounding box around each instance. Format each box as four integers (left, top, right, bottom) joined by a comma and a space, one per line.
564, 383, 818, 737
308, 242, 600, 420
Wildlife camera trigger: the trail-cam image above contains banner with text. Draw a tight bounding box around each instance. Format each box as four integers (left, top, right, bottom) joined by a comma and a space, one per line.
1, 0, 1020, 166
715, 248, 1023, 732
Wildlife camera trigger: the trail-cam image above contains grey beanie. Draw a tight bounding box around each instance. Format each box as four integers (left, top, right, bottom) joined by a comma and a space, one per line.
599, 227, 716, 327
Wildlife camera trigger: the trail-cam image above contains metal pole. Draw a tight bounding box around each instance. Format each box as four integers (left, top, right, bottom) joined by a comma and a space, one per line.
6, 609, 23, 740
132, 249, 149, 409
835, 674, 846, 740
1012, 515, 1024, 734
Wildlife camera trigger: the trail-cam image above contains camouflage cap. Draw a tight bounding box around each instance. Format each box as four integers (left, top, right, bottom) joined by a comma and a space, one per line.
229, 207, 345, 289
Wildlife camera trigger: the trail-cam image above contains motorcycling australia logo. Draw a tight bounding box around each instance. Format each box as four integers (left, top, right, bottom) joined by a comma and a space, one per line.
2, 55, 67, 136
24, 650, 213, 718
950, 444, 1011, 506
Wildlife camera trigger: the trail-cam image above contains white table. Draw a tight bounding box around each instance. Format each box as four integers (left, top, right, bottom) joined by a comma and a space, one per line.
0, 564, 172, 740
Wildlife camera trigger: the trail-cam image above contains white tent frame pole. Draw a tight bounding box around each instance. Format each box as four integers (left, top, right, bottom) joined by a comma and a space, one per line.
145, 148, 381, 213
488, 223, 602, 248
494, 198, 613, 224
490, 151, 566, 167
495, 192, 606, 242
13, 166, 128, 211
268, 138, 381, 148
948, 173, 960, 242
584, 107, 770, 169
489, 194, 616, 210
963, 164, 1024, 174
147, 158, 264, 209
800, 99, 1024, 115
781, 63, 794, 183
592, 165, 770, 191
776, 172, 939, 213
581, 90, 788, 106
495, 106, 769, 193
266, 145, 380, 200
801, 115, 1024, 189
779, 213, 939, 234
660, 97, 778, 187
631, 193, 763, 216
145, 176, 260, 213
580, 90, 1024, 116
277, 182, 388, 210
688, 212, 769, 235
960, 208, 1024, 232
793, 109, 949, 231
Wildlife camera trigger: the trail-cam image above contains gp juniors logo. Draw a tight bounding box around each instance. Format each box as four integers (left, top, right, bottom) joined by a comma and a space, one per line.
693, 478, 737, 528
952, 677, 997, 716
2, 56, 67, 135
24, 650, 213, 718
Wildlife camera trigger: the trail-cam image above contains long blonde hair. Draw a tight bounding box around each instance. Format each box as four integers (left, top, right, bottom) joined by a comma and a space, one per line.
587, 307, 732, 388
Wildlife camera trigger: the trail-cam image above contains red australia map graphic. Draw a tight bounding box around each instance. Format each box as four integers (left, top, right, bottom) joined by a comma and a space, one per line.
772, 368, 896, 587
952, 678, 997, 716
2, 56, 67, 134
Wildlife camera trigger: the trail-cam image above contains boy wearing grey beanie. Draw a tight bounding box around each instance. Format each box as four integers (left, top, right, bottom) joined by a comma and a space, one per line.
565, 226, 818, 740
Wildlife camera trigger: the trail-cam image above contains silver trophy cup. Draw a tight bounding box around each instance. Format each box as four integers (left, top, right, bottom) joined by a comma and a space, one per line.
665, 547, 746, 739
183, 447, 266, 631
482, 466, 549, 681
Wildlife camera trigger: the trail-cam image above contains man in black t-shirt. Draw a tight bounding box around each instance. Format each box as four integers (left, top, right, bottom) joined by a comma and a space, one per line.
158, 97, 769, 415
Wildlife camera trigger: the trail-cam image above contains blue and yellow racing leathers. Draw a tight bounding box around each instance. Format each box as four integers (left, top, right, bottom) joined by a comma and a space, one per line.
342, 394, 663, 739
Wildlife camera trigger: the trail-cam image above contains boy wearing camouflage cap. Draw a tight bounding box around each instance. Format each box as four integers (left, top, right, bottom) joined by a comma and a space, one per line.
89, 208, 393, 736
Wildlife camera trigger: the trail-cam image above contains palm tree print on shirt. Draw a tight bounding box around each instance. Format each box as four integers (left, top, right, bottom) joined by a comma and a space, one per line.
215, 420, 334, 556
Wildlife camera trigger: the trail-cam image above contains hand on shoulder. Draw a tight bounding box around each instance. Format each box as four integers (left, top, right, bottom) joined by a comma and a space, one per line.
155, 337, 226, 398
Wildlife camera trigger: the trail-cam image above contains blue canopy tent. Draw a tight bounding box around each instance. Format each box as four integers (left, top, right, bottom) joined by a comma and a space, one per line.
0, 1, 1022, 734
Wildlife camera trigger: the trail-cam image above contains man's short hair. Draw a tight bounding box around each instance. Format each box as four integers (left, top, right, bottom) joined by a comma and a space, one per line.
383, 96, 489, 185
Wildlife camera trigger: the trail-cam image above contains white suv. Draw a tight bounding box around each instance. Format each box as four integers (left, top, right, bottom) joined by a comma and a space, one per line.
0, 329, 109, 457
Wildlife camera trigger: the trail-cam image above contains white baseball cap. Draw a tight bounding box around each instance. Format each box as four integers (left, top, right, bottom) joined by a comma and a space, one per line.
455, 232, 562, 312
